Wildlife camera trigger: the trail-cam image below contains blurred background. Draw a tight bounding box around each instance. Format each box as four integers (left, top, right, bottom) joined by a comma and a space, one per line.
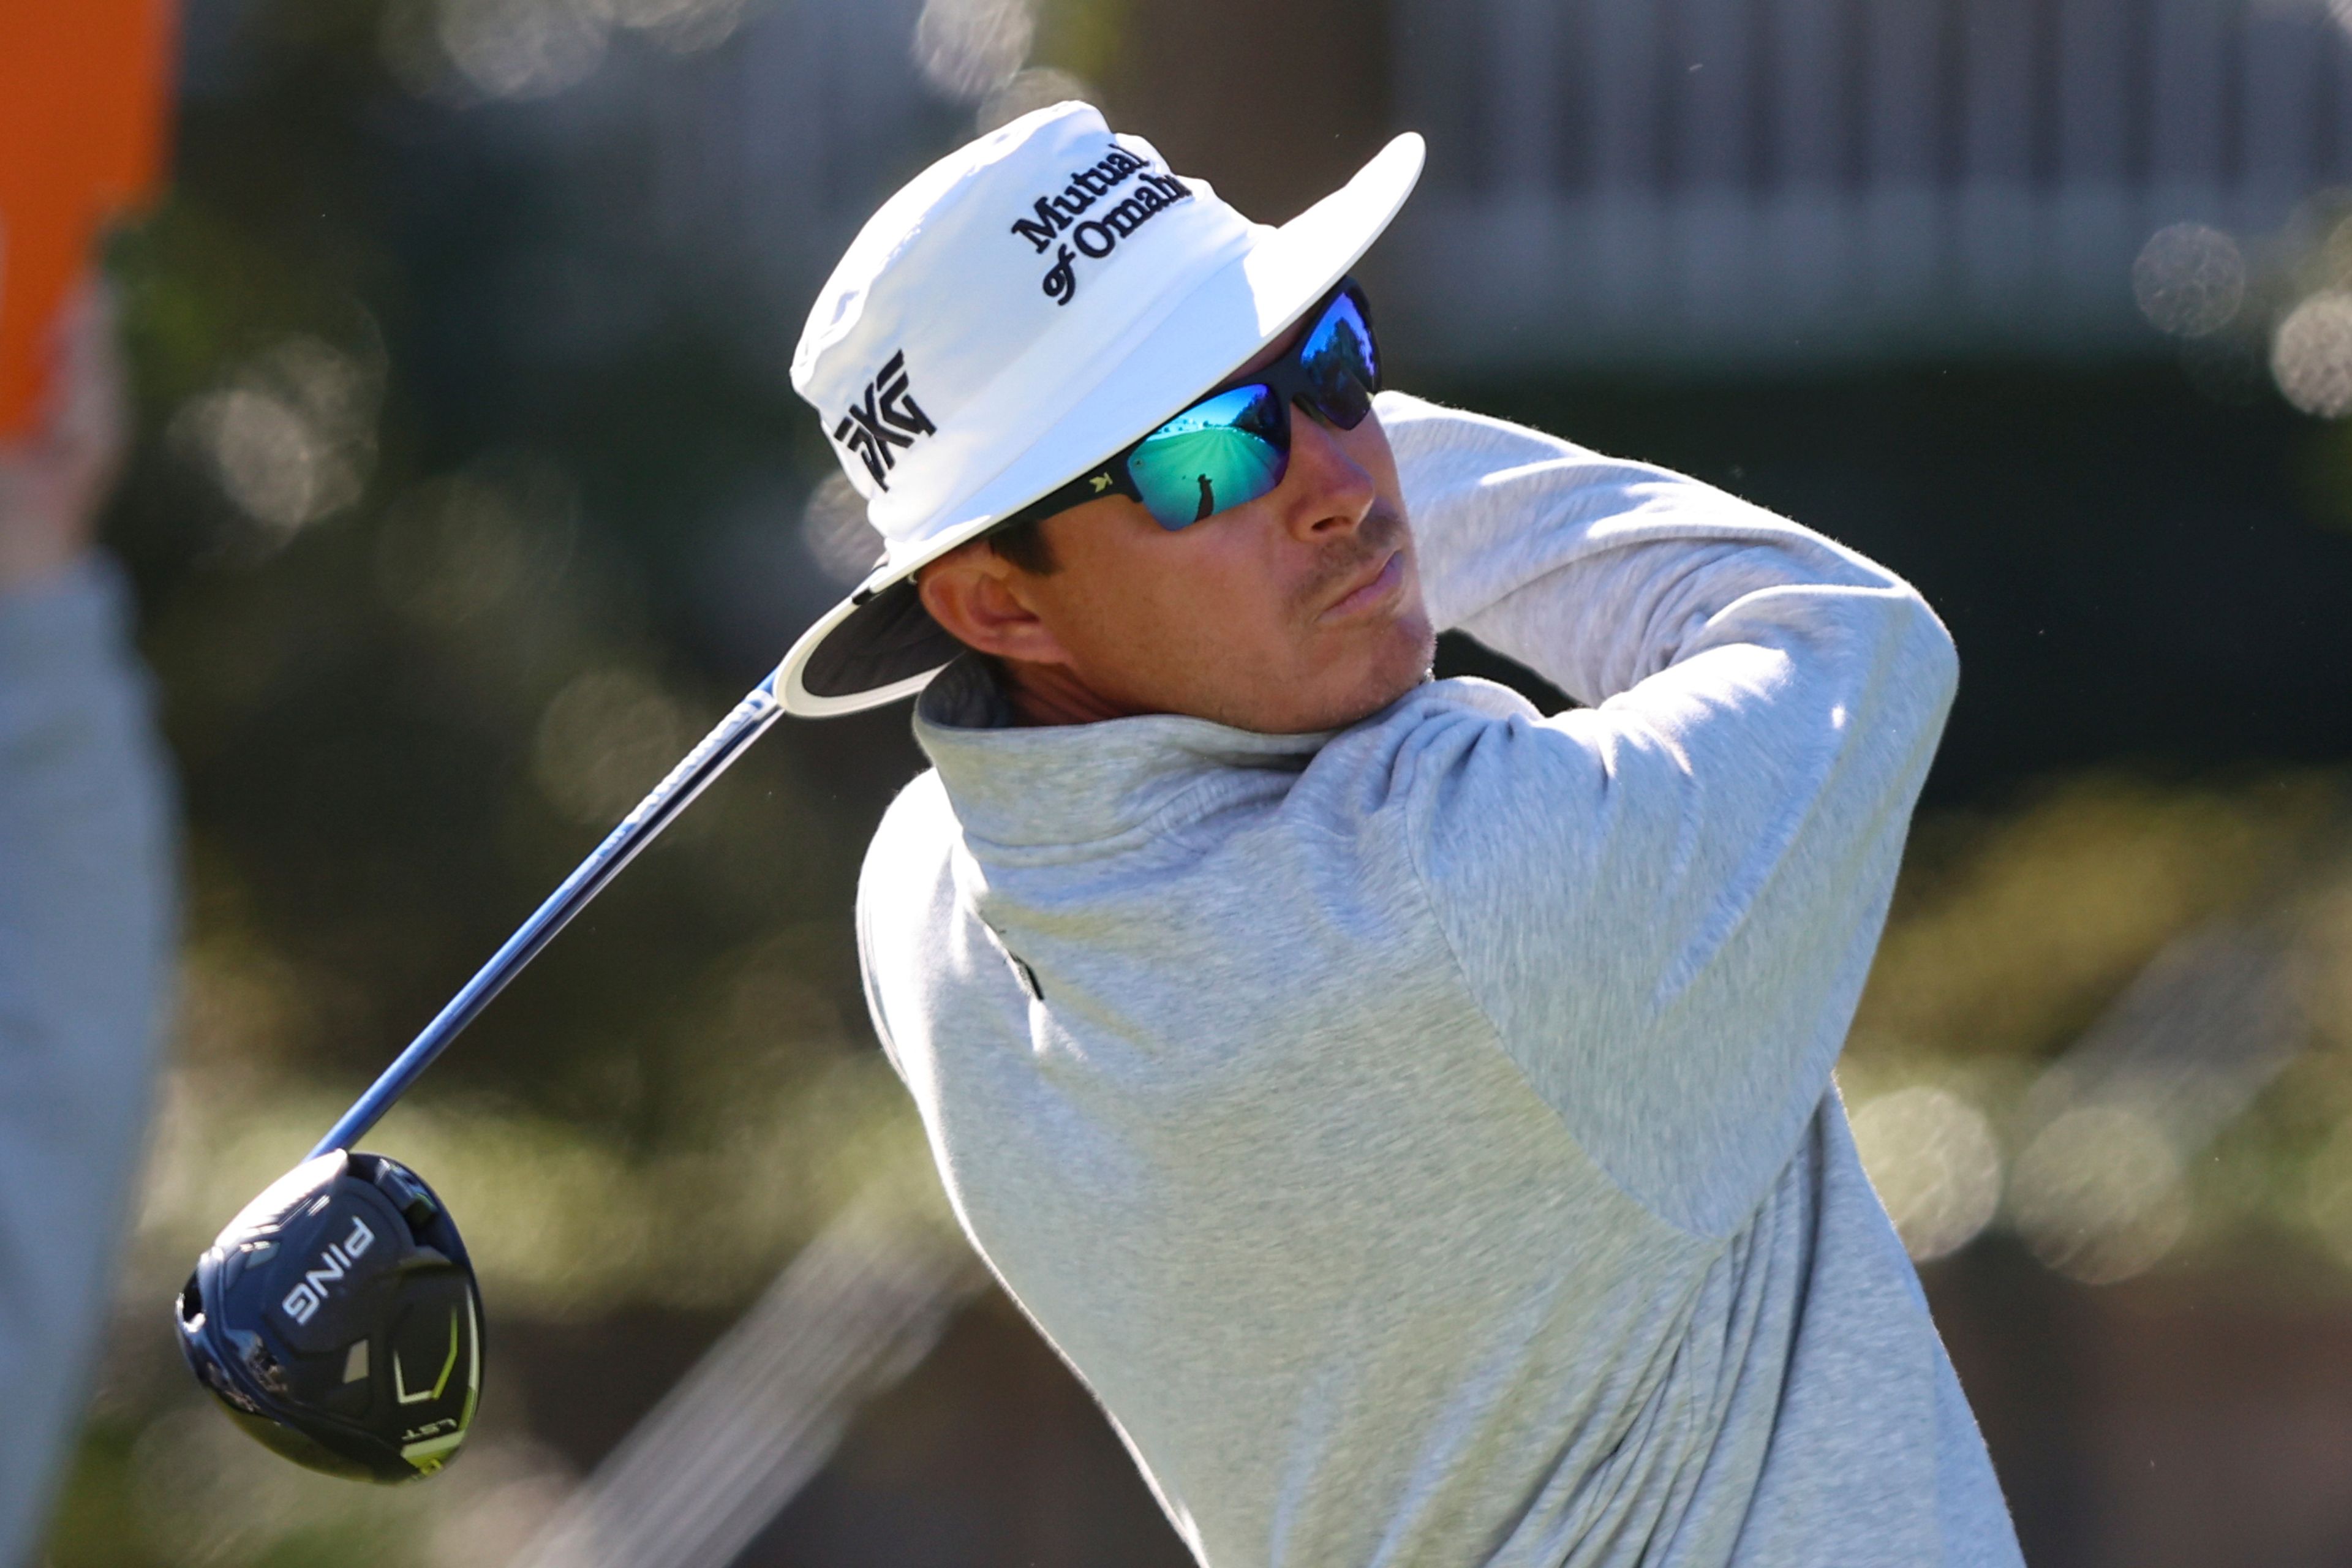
36, 0, 2352, 1563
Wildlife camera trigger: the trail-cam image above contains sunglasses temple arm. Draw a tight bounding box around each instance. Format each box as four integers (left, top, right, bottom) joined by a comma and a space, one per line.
306, 671, 789, 1160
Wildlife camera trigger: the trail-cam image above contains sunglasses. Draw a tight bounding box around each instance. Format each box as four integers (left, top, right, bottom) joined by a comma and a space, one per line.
997, 280, 1382, 537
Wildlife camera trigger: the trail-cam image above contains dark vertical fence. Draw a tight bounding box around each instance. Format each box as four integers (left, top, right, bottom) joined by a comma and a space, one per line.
1385, 0, 2352, 367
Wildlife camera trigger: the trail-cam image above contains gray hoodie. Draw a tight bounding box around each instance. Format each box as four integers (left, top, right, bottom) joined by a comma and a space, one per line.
856, 393, 2021, 1567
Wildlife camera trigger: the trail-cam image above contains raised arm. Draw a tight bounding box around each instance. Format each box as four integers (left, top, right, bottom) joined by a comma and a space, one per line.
1379, 392, 1956, 1237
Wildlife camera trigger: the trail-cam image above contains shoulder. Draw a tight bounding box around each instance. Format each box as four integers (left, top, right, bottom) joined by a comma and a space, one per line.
867, 766, 954, 851
1297, 676, 1559, 825
1298, 676, 1681, 934
858, 769, 959, 927
855, 769, 972, 1061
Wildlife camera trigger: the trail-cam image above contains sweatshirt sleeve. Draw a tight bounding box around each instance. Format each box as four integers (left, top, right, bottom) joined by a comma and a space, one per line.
1378, 392, 1957, 1238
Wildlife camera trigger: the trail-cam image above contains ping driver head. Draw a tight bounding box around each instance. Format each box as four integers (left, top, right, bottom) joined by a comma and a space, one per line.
176, 1150, 482, 1482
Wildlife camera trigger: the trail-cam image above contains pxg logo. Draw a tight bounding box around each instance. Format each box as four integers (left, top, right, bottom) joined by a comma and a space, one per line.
832, 350, 935, 490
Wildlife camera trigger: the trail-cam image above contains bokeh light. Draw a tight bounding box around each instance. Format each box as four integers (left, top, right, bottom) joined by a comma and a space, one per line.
912, 0, 1034, 102
2302, 1115, 2352, 1268
588, 0, 747, 53
2133, 224, 2246, 339
532, 668, 697, 826
797, 472, 883, 587
435, 0, 610, 102
380, 0, 748, 105
2272, 291, 2352, 416
2007, 1104, 2191, 1284
374, 462, 581, 631
168, 336, 380, 539
978, 66, 1096, 133
1850, 1086, 2003, 1262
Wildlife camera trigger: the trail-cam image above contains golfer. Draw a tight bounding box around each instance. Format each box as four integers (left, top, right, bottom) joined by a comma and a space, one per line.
779, 104, 2021, 1567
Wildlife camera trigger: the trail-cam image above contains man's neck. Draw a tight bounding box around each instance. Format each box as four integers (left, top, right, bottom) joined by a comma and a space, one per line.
995, 657, 1147, 728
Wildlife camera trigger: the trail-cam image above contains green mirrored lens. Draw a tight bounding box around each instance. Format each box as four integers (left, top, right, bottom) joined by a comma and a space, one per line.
1127, 385, 1286, 529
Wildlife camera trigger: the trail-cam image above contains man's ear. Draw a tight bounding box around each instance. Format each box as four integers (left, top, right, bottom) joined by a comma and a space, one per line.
917, 540, 1074, 666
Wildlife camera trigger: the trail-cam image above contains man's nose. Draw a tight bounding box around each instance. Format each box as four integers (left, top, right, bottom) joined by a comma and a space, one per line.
1277, 402, 1377, 540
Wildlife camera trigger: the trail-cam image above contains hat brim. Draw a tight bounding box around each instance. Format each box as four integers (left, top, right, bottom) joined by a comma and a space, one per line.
774, 131, 1427, 719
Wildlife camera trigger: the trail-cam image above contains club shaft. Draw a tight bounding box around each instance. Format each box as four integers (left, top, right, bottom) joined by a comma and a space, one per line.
309, 672, 788, 1159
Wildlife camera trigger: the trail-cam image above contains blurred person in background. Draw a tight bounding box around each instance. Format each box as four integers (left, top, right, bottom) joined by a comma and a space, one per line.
786, 105, 2021, 1566
0, 284, 176, 1567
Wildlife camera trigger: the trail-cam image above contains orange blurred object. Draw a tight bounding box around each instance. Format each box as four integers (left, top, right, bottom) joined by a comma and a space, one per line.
0, 0, 176, 438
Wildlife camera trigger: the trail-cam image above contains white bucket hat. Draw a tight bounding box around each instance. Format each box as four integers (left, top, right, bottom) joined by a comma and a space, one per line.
776, 100, 1425, 717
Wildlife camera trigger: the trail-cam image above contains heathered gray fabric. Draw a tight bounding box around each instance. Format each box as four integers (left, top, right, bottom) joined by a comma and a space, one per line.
856, 393, 2022, 1568
0, 558, 175, 1568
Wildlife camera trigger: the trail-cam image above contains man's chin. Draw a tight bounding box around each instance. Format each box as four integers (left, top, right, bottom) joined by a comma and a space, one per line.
1282, 617, 1438, 734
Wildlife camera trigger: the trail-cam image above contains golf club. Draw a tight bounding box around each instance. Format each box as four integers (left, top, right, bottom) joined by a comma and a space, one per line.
177, 669, 788, 1482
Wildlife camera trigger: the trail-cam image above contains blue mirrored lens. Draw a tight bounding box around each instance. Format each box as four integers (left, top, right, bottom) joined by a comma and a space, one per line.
1301, 292, 1377, 427
1126, 385, 1287, 529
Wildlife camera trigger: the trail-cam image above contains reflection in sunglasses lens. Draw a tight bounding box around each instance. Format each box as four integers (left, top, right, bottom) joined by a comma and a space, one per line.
1130, 385, 1286, 529
1305, 295, 1378, 428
